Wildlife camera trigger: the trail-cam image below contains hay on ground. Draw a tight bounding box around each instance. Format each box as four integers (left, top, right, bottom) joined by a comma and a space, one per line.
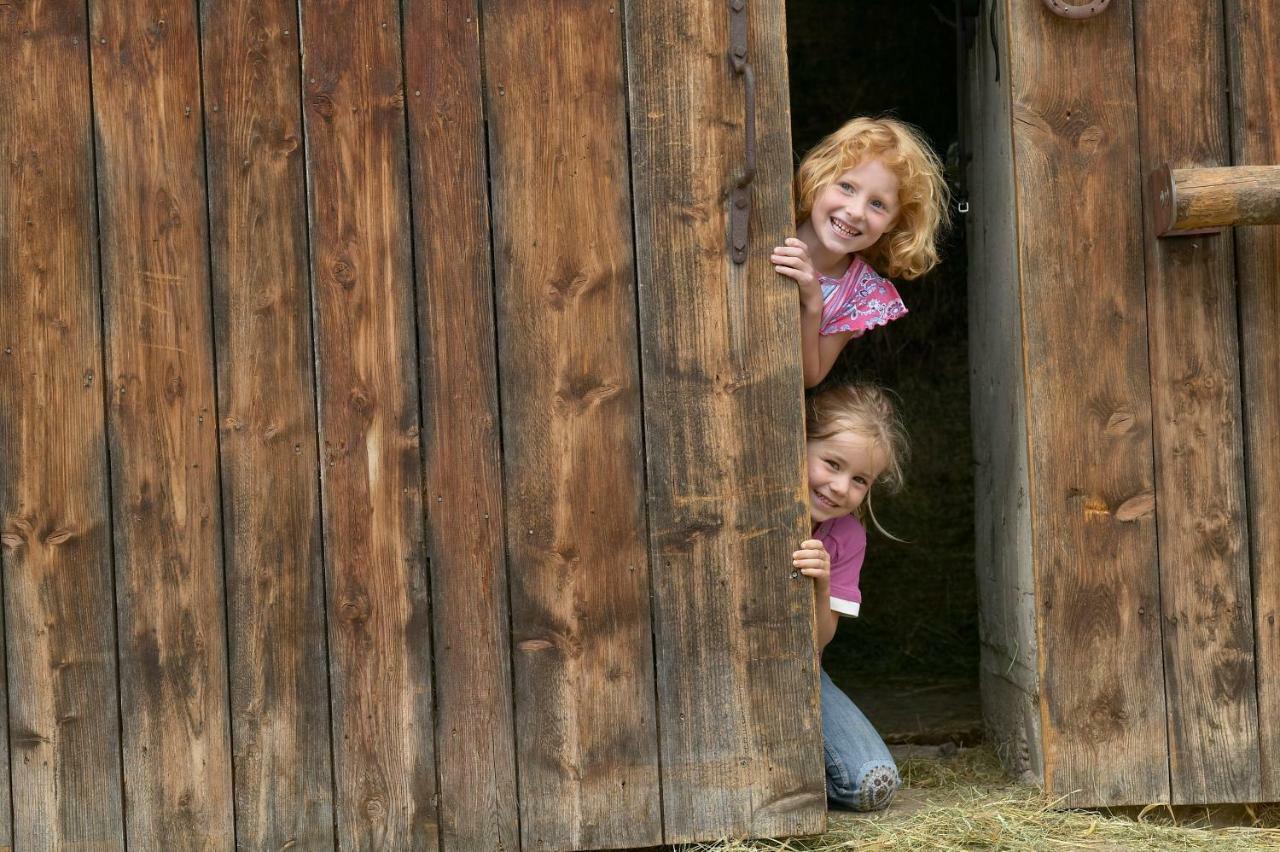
681, 746, 1280, 852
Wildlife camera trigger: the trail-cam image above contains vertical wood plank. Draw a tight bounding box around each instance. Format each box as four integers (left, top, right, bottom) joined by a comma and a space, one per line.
1225, 0, 1280, 802
966, 0, 1043, 786
626, 0, 823, 840
1132, 0, 1260, 804
87, 0, 235, 845
401, 3, 519, 850
0, 3, 124, 848
297, 0, 437, 845
481, 1, 662, 847
1006, 0, 1169, 806
1, 6, 121, 847
200, 0, 336, 845
0, 602, 8, 851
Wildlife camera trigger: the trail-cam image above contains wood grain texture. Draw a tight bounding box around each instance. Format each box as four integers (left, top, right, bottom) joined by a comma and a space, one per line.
401, 2, 518, 850
1006, 0, 1169, 807
0, 602, 9, 850
297, 0, 437, 846
87, 0, 235, 845
200, 0, 335, 845
481, 1, 662, 847
626, 0, 823, 841
0, 2, 125, 847
1133, 0, 1260, 804
1225, 0, 1280, 802
966, 0, 1042, 786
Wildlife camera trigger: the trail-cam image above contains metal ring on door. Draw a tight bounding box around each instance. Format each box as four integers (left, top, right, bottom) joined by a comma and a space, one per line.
1041, 0, 1110, 19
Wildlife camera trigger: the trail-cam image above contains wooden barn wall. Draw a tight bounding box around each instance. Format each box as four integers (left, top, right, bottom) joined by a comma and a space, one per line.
91, 0, 237, 845
402, 2, 520, 849
1226, 0, 1280, 804
627, 0, 821, 842
483, 1, 663, 847
974, 0, 1278, 807
0, 0, 123, 847
0, 0, 817, 849
1132, 0, 1259, 805
1005, 0, 1168, 808
201, 0, 335, 845
965, 0, 1042, 786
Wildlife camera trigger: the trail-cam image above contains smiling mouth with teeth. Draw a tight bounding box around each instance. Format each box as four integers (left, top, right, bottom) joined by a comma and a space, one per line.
831, 218, 860, 239
813, 491, 840, 509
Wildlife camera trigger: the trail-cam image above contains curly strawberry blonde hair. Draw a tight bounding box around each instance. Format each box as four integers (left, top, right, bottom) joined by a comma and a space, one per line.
795, 116, 949, 280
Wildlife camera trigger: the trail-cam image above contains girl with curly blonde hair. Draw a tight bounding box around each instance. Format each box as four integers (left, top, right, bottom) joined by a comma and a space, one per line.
772, 117, 949, 387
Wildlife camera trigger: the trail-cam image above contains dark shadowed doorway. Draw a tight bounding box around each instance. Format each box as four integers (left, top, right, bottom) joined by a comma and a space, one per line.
787, 0, 981, 749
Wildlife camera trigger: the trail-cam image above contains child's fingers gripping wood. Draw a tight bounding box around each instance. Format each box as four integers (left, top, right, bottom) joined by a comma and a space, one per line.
792, 538, 831, 583
770, 238, 812, 273
771, 238, 821, 306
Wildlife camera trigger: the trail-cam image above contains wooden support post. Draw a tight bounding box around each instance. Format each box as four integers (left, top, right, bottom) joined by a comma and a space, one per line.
1150, 164, 1280, 236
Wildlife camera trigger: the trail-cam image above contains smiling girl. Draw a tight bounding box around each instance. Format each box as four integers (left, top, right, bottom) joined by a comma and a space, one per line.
791, 382, 908, 811
772, 117, 948, 387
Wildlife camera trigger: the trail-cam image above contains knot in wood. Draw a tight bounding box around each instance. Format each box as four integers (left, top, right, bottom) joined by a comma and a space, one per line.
330, 259, 356, 289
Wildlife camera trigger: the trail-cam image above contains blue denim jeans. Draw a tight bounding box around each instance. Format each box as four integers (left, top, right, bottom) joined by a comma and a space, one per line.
821, 668, 901, 811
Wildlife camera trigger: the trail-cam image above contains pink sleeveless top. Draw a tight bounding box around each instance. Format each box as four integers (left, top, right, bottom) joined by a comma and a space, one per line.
819, 255, 907, 337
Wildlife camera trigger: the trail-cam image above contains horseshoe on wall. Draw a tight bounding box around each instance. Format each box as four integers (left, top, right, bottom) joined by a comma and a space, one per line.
1041, 0, 1111, 19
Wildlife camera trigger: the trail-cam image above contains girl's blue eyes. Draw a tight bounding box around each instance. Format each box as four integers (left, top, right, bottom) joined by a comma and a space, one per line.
837, 183, 887, 211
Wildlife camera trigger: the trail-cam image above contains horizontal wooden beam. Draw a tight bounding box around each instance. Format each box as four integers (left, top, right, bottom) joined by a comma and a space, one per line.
1150, 163, 1280, 236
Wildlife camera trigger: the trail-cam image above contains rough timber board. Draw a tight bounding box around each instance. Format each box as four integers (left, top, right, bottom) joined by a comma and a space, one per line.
200, 0, 335, 844
88, 0, 236, 845
402, 0, 520, 848
1007, 0, 1169, 807
626, 0, 824, 841
1133, 0, 1260, 805
0, 4, 124, 845
1225, 0, 1280, 802
965, 0, 1042, 786
297, 0, 438, 844
482, 1, 662, 847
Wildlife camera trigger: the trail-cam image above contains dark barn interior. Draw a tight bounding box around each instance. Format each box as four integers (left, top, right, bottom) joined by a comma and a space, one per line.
786, 0, 982, 747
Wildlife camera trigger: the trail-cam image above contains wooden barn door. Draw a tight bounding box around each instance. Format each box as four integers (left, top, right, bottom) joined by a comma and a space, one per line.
0, 0, 820, 849
971, 0, 1280, 809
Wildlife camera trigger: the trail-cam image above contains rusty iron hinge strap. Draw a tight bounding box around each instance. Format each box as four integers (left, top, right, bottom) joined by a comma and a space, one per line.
729, 0, 756, 265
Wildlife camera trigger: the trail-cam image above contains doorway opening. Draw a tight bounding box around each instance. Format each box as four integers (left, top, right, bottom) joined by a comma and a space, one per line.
787, 0, 981, 749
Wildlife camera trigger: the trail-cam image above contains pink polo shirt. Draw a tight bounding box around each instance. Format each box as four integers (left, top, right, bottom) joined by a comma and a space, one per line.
813, 514, 867, 617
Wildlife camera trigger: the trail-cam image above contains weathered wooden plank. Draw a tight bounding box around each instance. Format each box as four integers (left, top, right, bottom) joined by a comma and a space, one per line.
1006, 0, 1168, 806
199, 0, 335, 845
87, 0, 235, 845
297, 0, 436, 846
401, 3, 518, 850
965, 0, 1042, 787
1225, 0, 1280, 802
626, 0, 822, 841
0, 602, 9, 850
1133, 0, 1260, 804
0, 3, 125, 847
481, 1, 662, 847
0, 3, 125, 848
